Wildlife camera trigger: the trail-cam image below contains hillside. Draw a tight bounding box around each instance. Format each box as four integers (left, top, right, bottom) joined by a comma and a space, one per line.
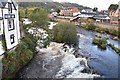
19, 2, 91, 11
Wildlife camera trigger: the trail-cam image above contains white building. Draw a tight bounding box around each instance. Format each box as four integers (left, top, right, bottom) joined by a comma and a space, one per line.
80, 9, 96, 18
0, 0, 20, 55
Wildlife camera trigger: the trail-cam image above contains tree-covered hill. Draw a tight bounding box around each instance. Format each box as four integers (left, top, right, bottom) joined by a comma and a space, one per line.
19, 2, 91, 11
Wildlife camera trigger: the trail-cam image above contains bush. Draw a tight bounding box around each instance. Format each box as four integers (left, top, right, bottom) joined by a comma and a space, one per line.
2, 42, 33, 78
2, 35, 7, 51
53, 21, 78, 45
95, 27, 118, 36
83, 21, 96, 30
2, 51, 17, 76
92, 37, 107, 49
108, 43, 120, 55
2, 32, 37, 78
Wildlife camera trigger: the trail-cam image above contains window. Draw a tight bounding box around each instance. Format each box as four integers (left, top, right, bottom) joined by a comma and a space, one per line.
5, 14, 15, 19
10, 34, 15, 44
8, 3, 12, 13
8, 19, 15, 31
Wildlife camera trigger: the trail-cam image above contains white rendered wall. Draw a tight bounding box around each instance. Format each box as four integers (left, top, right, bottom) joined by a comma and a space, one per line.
3, 2, 20, 50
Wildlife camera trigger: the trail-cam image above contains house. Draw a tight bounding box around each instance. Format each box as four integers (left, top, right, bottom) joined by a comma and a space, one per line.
80, 9, 96, 18
59, 7, 79, 17
51, 12, 58, 17
109, 4, 120, 24
0, 0, 20, 55
48, 13, 57, 22
93, 15, 110, 23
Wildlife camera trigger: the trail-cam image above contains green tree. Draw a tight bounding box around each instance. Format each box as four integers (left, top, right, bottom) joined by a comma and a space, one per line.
93, 7, 98, 12
108, 4, 118, 11
30, 7, 49, 29
53, 21, 78, 45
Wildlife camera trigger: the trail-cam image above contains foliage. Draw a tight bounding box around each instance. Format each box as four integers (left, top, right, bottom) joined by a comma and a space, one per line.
2, 31, 38, 78
1, 35, 7, 51
19, 7, 40, 21
29, 7, 49, 29
42, 29, 54, 48
108, 4, 118, 11
82, 21, 118, 37
22, 32, 38, 52
19, 2, 91, 11
92, 37, 107, 49
108, 43, 120, 55
83, 21, 96, 31
93, 7, 98, 12
53, 21, 78, 45
95, 27, 118, 36
118, 27, 120, 39
2, 43, 33, 78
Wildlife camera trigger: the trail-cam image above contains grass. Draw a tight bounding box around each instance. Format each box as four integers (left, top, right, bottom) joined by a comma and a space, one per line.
82, 21, 118, 38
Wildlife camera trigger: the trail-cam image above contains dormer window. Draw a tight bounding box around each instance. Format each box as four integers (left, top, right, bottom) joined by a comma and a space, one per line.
8, 3, 12, 13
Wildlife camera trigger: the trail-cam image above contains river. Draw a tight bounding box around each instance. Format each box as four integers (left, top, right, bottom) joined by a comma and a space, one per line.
16, 22, 120, 79
77, 27, 120, 78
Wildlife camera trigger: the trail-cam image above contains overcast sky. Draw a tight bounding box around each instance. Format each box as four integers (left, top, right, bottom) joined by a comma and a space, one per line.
53, 0, 120, 11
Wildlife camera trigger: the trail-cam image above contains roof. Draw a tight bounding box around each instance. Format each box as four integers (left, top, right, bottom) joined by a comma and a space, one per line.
0, 2, 3, 8
0, 0, 18, 9
80, 12, 96, 15
93, 15, 110, 20
0, 0, 8, 8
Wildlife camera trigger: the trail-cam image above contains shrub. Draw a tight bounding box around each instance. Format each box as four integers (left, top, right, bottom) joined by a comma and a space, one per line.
2, 51, 17, 76
92, 37, 107, 49
2, 42, 33, 78
95, 27, 118, 36
2, 35, 7, 51
2, 32, 36, 78
83, 21, 96, 30
108, 43, 120, 55
53, 21, 78, 45
118, 28, 120, 39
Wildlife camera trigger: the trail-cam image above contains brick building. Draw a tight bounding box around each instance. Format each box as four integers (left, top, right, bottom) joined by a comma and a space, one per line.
60, 7, 79, 17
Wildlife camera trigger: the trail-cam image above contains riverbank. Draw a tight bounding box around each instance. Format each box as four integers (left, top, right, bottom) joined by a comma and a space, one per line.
80, 21, 119, 40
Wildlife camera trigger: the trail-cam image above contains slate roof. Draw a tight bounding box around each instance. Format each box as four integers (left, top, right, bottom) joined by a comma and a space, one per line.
93, 15, 110, 19
0, 0, 8, 8
0, 0, 17, 9
80, 12, 96, 15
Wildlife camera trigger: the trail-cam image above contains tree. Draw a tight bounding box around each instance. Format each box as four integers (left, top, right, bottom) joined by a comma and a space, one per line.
93, 7, 98, 12
53, 21, 78, 45
30, 7, 49, 29
108, 4, 118, 11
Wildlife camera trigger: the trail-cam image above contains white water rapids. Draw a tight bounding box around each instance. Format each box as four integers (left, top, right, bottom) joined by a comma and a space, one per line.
27, 22, 101, 79
37, 42, 100, 78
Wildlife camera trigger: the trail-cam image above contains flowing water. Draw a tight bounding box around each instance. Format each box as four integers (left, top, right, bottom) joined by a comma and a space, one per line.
78, 28, 120, 78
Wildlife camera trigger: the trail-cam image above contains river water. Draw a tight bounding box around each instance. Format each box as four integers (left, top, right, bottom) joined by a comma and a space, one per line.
78, 28, 120, 78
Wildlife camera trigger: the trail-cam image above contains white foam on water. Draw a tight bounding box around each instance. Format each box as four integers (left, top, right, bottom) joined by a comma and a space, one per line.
37, 42, 100, 78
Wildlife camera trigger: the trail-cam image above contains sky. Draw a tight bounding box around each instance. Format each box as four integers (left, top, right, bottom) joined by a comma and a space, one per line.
53, 0, 120, 11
